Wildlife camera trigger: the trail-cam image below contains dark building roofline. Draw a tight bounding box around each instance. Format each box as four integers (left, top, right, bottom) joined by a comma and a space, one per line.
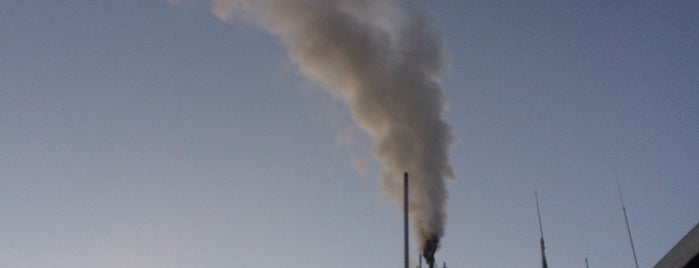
655, 222, 699, 268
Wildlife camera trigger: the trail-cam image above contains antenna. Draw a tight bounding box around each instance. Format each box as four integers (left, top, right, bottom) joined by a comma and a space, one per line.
615, 172, 639, 268
404, 172, 409, 268
585, 257, 589, 268
536, 192, 544, 239
535, 192, 548, 268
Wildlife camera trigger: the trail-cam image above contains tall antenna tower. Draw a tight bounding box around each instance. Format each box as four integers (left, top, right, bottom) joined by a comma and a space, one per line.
535, 192, 549, 268
616, 172, 640, 268
404, 172, 409, 268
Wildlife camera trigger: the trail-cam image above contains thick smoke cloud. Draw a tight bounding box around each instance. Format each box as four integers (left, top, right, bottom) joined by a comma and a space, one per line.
210, 0, 454, 252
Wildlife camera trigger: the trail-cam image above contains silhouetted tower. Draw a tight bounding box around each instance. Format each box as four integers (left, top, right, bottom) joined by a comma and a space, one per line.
404, 172, 409, 268
616, 173, 639, 268
535, 192, 549, 268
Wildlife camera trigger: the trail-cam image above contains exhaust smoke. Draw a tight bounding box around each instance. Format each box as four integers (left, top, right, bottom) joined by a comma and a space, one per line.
423, 235, 439, 268
208, 0, 455, 258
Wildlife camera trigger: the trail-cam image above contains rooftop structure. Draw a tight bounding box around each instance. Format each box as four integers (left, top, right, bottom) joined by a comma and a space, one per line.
655, 222, 699, 268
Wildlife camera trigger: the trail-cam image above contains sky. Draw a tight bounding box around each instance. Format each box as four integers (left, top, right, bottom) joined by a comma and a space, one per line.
1, 0, 697, 267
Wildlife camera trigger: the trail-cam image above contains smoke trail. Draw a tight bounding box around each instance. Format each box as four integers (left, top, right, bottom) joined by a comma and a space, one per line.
210, 0, 454, 253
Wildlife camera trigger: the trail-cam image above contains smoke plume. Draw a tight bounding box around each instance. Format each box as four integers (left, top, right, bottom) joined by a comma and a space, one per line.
210, 0, 454, 253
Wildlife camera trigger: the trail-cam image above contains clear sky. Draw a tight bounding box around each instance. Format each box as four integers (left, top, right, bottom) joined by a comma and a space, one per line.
1, 0, 697, 267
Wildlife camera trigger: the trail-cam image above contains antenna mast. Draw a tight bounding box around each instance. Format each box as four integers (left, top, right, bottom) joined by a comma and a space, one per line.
616, 172, 639, 268
404, 172, 409, 268
535, 192, 548, 268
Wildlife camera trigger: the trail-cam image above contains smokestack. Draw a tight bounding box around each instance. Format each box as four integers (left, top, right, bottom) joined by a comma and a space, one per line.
405, 172, 409, 268
205, 0, 454, 259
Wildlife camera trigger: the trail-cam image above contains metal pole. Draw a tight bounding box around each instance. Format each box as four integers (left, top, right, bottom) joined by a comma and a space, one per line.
585, 257, 589, 268
405, 172, 409, 268
535, 192, 544, 240
535, 191, 548, 268
616, 173, 639, 268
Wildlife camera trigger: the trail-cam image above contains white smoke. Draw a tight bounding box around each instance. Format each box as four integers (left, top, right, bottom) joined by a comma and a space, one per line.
210, 0, 454, 251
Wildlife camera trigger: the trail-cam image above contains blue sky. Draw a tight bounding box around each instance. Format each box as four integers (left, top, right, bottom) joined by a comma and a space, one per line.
1, 0, 697, 267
